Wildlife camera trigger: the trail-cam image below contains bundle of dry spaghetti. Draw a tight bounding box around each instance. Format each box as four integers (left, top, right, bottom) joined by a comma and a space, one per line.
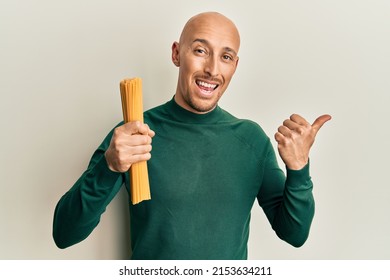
120, 77, 151, 204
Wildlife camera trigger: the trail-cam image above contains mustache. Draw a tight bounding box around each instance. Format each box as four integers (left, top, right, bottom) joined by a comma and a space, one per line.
196, 75, 223, 84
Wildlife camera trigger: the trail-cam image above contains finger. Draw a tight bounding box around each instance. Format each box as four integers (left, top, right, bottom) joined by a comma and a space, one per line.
129, 143, 153, 156
121, 121, 143, 135
113, 147, 152, 172
312, 114, 332, 133
143, 123, 156, 137
138, 123, 151, 135
127, 134, 153, 145
112, 133, 152, 151
121, 121, 155, 137
283, 119, 301, 131
274, 131, 285, 143
277, 125, 292, 138
130, 152, 152, 163
290, 114, 310, 126
127, 144, 153, 164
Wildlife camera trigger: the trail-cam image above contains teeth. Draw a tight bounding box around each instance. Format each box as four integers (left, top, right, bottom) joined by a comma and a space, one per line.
197, 81, 217, 89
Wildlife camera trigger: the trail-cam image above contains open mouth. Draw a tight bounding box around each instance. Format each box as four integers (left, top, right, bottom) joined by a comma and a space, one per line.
196, 80, 219, 95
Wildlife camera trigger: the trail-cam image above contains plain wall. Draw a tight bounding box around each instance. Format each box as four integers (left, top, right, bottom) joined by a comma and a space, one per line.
1, 0, 389, 259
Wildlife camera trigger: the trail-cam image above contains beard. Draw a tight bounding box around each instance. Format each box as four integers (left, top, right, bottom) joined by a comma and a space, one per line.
183, 91, 222, 113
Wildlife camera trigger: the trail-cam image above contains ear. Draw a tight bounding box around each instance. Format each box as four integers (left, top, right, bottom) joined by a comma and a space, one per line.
171, 41, 180, 67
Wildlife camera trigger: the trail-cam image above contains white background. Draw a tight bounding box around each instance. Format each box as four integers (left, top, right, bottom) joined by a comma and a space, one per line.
1, 0, 389, 259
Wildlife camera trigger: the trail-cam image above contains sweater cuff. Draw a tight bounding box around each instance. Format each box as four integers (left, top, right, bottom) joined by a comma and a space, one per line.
285, 161, 311, 189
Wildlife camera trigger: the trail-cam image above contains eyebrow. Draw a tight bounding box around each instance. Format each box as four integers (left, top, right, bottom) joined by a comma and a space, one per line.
192, 38, 238, 57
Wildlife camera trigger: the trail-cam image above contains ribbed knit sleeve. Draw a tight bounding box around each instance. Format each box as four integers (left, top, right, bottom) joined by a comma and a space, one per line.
52, 129, 124, 249
257, 144, 314, 247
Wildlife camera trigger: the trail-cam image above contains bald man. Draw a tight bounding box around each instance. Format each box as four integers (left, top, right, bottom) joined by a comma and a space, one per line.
53, 12, 330, 259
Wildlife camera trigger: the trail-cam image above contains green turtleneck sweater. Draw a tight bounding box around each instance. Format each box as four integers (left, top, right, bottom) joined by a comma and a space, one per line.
53, 98, 315, 259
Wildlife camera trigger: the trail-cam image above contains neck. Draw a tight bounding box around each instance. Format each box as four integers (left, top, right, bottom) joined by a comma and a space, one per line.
166, 97, 223, 124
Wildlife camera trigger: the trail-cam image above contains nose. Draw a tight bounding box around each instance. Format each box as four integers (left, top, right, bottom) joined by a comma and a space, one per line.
204, 55, 219, 77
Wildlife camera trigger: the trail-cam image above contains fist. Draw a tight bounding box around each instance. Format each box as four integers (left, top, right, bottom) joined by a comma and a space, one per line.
275, 114, 331, 170
105, 121, 155, 172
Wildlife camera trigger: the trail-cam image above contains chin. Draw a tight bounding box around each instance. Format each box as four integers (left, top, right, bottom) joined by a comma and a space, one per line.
189, 97, 219, 113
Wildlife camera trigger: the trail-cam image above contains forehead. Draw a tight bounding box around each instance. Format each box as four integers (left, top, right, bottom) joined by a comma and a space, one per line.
181, 15, 240, 53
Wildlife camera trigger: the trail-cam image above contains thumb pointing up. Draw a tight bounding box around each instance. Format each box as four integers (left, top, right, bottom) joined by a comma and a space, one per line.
312, 114, 332, 135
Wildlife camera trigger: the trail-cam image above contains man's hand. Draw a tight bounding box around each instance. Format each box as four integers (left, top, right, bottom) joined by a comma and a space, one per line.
105, 121, 155, 173
275, 114, 331, 170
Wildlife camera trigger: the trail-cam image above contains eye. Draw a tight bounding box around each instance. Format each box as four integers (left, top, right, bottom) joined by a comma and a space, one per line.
194, 47, 207, 55
222, 54, 234, 61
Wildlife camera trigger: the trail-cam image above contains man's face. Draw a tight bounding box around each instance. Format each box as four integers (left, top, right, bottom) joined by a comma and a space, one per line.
172, 14, 240, 114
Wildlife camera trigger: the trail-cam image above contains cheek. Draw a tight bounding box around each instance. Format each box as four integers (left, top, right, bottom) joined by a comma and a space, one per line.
182, 54, 205, 72
221, 66, 236, 85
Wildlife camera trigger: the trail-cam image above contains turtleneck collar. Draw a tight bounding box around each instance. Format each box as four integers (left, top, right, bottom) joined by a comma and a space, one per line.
165, 96, 224, 124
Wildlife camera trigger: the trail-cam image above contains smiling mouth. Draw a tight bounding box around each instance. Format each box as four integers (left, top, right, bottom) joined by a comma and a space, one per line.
196, 80, 219, 94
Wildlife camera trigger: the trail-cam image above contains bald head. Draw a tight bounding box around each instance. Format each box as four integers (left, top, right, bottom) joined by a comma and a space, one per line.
179, 12, 240, 53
